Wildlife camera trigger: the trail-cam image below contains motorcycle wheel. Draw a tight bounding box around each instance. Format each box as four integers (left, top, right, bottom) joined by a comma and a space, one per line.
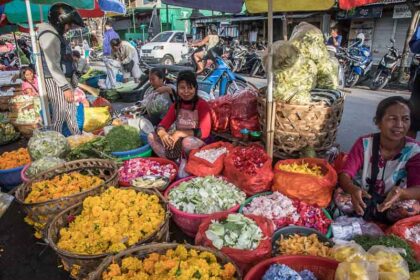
369, 71, 389, 91
345, 72, 360, 88
232, 59, 241, 73
250, 61, 261, 77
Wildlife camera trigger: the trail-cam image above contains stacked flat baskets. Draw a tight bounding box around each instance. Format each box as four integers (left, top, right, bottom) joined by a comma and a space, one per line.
88, 243, 243, 280
257, 89, 345, 157
15, 159, 119, 239
47, 187, 170, 279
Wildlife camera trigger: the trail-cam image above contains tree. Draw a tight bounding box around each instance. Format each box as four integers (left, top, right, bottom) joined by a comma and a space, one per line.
398, 0, 420, 82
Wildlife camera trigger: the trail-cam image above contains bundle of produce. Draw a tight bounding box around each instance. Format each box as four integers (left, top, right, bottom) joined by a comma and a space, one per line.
0, 122, 19, 145
275, 233, 331, 257
317, 57, 339, 90
293, 200, 331, 235
229, 89, 260, 138
105, 125, 141, 152
263, 264, 318, 280
186, 142, 232, 177
354, 234, 420, 271
224, 144, 273, 196
67, 133, 97, 149
57, 187, 166, 254
387, 215, 420, 262
119, 158, 177, 185
9, 95, 41, 124
273, 158, 337, 208
28, 130, 70, 160
273, 57, 317, 104
25, 156, 66, 179
24, 172, 104, 203
264, 40, 301, 72
131, 176, 168, 189
196, 213, 274, 272
79, 69, 106, 84
100, 244, 238, 280
367, 246, 410, 279
289, 22, 329, 64
66, 137, 114, 161
335, 261, 379, 280
168, 176, 246, 215
0, 148, 31, 170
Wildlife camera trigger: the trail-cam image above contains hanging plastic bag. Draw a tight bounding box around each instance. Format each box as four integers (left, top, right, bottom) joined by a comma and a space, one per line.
335, 261, 379, 280
367, 245, 410, 280
331, 242, 368, 263
272, 158, 337, 208
387, 215, 420, 262
223, 144, 273, 196
185, 141, 232, 177
195, 212, 274, 273
83, 107, 111, 132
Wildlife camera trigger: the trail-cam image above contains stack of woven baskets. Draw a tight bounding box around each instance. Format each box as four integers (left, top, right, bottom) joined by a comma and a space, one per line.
257, 88, 345, 158
0, 84, 21, 112
8, 95, 40, 138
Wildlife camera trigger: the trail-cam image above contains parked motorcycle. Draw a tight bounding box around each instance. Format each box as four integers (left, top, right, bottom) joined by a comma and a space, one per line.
370, 39, 402, 90
408, 53, 420, 91
231, 44, 249, 73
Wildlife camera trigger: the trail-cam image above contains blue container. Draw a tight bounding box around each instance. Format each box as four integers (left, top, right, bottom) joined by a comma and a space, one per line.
116, 73, 124, 82
86, 74, 107, 88
0, 165, 25, 190
111, 144, 151, 158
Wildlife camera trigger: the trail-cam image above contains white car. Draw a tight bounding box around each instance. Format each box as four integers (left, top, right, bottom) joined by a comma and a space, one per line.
140, 31, 189, 65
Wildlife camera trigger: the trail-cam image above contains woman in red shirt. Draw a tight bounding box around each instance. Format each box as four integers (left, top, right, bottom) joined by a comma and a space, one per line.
148, 70, 211, 160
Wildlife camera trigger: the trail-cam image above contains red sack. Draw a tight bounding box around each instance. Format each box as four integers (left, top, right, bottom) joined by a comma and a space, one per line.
386, 215, 420, 262
208, 95, 232, 132
229, 90, 260, 138
272, 158, 337, 208
195, 212, 274, 273
223, 144, 273, 196
185, 141, 232, 177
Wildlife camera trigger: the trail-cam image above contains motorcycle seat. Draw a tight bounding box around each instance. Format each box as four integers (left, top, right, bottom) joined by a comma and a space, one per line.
147, 64, 193, 73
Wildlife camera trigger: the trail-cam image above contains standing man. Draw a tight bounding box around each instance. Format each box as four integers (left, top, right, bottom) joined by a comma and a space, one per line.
38, 3, 84, 135
103, 21, 120, 88
103, 21, 120, 57
110, 38, 141, 83
327, 26, 342, 48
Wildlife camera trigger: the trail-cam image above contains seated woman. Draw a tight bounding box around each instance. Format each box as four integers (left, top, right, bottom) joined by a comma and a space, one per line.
148, 70, 211, 160
142, 68, 175, 125
20, 67, 39, 96
335, 96, 420, 224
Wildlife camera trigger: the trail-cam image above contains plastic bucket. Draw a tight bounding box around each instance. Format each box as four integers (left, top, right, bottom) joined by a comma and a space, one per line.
0, 165, 25, 190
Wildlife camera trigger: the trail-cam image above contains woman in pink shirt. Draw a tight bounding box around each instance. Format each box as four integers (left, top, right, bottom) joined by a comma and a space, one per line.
20, 67, 39, 96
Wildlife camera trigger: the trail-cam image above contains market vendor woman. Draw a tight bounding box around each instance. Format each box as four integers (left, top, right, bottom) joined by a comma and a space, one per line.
335, 96, 420, 223
148, 70, 211, 160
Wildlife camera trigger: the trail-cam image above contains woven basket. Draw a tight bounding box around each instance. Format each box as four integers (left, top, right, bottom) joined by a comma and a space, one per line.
88, 243, 243, 280
257, 93, 344, 156
15, 159, 119, 239
12, 122, 39, 138
0, 95, 13, 111
47, 187, 170, 279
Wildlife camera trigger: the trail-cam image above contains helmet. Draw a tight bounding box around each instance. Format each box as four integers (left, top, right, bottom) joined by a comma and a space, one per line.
356, 33, 365, 45
48, 3, 84, 34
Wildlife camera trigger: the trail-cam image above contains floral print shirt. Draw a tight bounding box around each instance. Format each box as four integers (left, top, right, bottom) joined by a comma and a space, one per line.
341, 134, 420, 195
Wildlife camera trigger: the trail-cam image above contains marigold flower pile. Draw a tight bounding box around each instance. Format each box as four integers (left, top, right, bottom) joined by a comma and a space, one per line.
277, 162, 323, 177
0, 148, 31, 170
57, 187, 165, 254
102, 245, 237, 280
24, 172, 104, 203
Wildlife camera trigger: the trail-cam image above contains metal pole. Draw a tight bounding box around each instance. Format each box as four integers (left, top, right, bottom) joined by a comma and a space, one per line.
25, 0, 50, 125
166, 4, 169, 31
265, 0, 274, 157
132, 9, 136, 33
39, 5, 43, 22
282, 14, 287, 40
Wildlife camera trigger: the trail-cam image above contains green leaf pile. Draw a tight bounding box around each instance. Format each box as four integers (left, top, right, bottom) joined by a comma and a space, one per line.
105, 125, 141, 152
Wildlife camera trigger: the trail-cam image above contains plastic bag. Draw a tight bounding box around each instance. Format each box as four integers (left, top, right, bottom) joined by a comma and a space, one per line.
223, 145, 274, 196
331, 242, 368, 263
195, 212, 274, 273
332, 216, 384, 241
387, 216, 420, 262
208, 95, 232, 132
272, 158, 337, 208
185, 142, 232, 177
335, 261, 379, 280
290, 22, 329, 64
83, 107, 111, 132
367, 246, 410, 280
229, 90, 260, 138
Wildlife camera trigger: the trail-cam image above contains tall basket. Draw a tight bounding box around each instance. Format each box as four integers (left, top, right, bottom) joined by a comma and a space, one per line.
257, 89, 345, 157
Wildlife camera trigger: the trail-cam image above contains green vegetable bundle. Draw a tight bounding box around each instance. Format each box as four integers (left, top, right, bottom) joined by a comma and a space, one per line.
26, 157, 66, 178
273, 57, 317, 104
79, 69, 106, 83
105, 125, 141, 152
317, 57, 339, 90
0, 122, 19, 145
66, 136, 114, 161
354, 234, 420, 272
28, 130, 70, 160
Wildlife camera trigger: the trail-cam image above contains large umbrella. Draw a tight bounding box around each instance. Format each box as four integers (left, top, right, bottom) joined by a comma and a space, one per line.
1, 0, 125, 126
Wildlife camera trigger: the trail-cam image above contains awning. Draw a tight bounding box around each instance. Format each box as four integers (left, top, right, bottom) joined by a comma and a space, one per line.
245, 0, 334, 13
339, 0, 384, 9
161, 0, 243, 13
